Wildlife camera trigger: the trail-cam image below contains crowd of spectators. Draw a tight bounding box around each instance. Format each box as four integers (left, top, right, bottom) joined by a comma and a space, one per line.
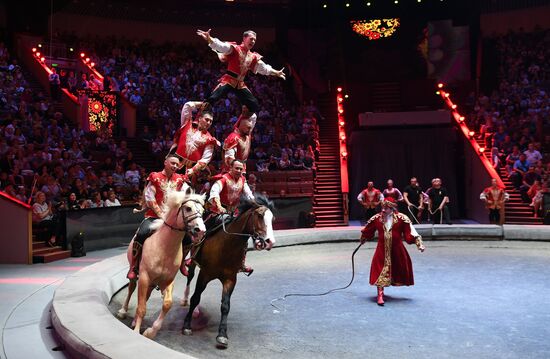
464, 28, 549, 217
0, 40, 148, 219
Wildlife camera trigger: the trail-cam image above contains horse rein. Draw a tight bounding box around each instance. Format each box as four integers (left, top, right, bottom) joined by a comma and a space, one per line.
163, 198, 204, 232
221, 206, 268, 247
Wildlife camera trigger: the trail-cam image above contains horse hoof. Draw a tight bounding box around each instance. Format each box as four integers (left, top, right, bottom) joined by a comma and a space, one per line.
143, 328, 155, 339
116, 309, 127, 319
180, 299, 189, 307
216, 336, 228, 349
182, 328, 192, 336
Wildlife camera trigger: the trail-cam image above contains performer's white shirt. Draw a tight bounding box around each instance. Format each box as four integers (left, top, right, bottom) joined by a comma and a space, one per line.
224, 114, 257, 164
209, 179, 255, 203
209, 38, 275, 76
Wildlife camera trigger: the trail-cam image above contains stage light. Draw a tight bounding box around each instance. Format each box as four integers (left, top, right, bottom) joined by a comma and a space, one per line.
468, 131, 475, 138
36, 52, 41, 57
341, 151, 348, 158
346, 3, 350, 7
85, 57, 90, 63
444, 93, 450, 98
459, 116, 465, 122
340, 134, 346, 141
38, 44, 42, 48
90, 62, 95, 67
451, 104, 457, 109
394, 0, 398, 4
337, 87, 342, 92
339, 120, 345, 126
345, 94, 349, 98
338, 97, 343, 103
323, 4, 327, 8
32, 48, 36, 52
69, 48, 74, 52
436, 91, 440, 95
339, 109, 344, 114
367, 2, 371, 6
417, 0, 422, 2
438, 83, 444, 88
479, 147, 485, 154
40, 57, 45, 62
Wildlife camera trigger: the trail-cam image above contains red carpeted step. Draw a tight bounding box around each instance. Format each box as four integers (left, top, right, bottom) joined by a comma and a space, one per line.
33, 249, 72, 263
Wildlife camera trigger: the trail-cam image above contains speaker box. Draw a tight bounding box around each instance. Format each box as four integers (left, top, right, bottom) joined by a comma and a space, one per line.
71, 232, 86, 257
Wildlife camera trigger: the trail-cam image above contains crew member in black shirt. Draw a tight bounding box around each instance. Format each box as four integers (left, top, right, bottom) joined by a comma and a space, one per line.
403, 177, 423, 224
427, 178, 451, 224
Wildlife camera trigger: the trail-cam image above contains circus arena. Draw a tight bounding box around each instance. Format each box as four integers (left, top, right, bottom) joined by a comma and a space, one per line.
0, 1, 549, 358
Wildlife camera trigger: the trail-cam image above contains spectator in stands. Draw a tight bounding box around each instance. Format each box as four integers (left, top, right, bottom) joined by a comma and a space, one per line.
505, 146, 522, 176
530, 181, 549, 218
125, 162, 141, 187
32, 191, 59, 246
524, 143, 542, 164
278, 153, 291, 170
67, 71, 77, 94
89, 192, 104, 208
511, 154, 530, 189
105, 190, 121, 207
520, 166, 542, 203
49, 68, 61, 101
66, 192, 81, 211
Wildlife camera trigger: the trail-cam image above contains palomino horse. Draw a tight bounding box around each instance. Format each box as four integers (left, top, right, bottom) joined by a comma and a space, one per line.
182, 195, 275, 348
117, 186, 206, 339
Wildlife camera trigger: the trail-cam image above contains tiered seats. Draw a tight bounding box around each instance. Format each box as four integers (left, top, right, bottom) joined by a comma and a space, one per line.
252, 171, 314, 198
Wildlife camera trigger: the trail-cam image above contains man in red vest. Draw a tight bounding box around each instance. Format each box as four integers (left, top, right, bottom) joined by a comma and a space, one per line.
127, 155, 188, 280
169, 101, 218, 179
196, 28, 285, 116
480, 178, 509, 224
222, 106, 256, 172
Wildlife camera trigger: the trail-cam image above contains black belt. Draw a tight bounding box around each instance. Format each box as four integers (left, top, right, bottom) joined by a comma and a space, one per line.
226, 70, 239, 78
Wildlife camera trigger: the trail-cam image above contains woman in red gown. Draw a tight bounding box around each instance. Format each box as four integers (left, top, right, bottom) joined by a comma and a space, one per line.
360, 197, 425, 306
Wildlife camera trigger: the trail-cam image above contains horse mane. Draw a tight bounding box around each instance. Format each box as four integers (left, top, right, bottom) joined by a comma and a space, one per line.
238, 193, 275, 216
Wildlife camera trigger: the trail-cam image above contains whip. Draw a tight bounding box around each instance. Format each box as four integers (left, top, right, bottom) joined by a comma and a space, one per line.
270, 242, 364, 312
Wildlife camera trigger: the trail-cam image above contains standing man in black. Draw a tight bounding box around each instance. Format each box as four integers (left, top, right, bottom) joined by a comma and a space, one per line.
403, 177, 424, 224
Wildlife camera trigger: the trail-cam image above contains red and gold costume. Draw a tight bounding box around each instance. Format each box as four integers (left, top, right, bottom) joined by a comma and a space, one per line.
357, 188, 383, 209
480, 186, 508, 210
144, 171, 188, 218
209, 173, 254, 215
361, 211, 424, 287
209, 39, 275, 90
222, 114, 256, 172
172, 102, 218, 175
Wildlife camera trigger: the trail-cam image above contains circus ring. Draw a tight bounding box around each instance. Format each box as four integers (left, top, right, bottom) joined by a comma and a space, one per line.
51, 225, 550, 359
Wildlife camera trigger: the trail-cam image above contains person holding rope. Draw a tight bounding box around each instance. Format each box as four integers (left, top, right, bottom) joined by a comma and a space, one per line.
357, 181, 383, 224
403, 177, 424, 224
360, 197, 425, 306
426, 178, 451, 224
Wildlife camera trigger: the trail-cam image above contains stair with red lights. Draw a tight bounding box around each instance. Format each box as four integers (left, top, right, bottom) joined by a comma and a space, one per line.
313, 95, 347, 227
474, 137, 542, 225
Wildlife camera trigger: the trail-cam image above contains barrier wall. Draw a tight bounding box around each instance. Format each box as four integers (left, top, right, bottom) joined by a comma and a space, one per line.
0, 193, 32, 264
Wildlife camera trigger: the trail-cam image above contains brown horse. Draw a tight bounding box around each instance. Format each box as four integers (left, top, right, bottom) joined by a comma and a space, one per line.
182, 196, 275, 348
116, 186, 206, 339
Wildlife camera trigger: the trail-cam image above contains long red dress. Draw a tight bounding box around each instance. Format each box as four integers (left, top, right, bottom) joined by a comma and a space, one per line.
360, 212, 423, 287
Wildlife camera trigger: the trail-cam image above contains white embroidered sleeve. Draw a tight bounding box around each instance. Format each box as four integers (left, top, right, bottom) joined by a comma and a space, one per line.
243, 183, 255, 201
254, 60, 274, 76
144, 183, 156, 203
209, 38, 233, 54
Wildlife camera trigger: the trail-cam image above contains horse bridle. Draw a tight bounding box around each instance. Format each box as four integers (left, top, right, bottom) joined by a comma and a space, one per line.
221, 206, 269, 248
163, 198, 204, 233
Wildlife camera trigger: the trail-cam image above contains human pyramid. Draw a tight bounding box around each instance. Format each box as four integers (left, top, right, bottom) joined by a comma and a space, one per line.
127, 28, 286, 281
